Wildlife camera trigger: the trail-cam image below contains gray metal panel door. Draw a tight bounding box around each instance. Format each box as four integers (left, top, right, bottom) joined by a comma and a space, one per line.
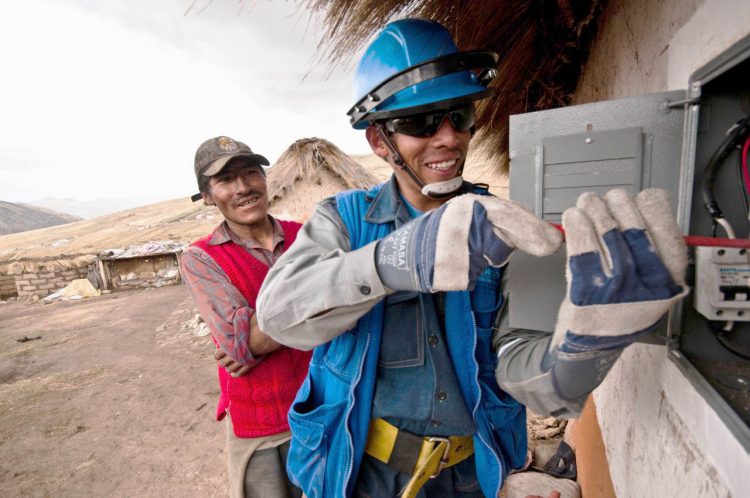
507, 90, 686, 332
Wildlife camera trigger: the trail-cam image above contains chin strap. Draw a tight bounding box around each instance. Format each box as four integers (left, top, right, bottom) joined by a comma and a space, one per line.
375, 125, 463, 200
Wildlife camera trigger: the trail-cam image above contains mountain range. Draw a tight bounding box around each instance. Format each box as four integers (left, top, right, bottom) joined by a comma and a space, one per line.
28, 195, 167, 220
0, 201, 82, 236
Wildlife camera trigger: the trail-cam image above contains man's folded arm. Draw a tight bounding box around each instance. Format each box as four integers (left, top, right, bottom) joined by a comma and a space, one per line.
257, 199, 390, 350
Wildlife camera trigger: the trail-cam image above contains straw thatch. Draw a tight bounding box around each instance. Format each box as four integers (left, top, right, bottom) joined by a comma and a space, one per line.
303, 0, 605, 172
267, 137, 380, 204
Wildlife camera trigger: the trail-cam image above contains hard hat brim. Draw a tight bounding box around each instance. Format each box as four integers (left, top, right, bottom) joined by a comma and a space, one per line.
348, 51, 498, 129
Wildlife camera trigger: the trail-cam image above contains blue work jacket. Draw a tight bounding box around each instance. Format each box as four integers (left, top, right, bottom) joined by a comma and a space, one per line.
285, 181, 527, 498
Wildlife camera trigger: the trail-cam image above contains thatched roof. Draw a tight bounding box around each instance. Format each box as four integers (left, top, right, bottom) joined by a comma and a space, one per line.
267, 137, 380, 203
0, 198, 221, 274
303, 0, 605, 171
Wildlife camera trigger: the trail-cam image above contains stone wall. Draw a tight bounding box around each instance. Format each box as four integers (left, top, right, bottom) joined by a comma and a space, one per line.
0, 273, 17, 299
14, 267, 88, 300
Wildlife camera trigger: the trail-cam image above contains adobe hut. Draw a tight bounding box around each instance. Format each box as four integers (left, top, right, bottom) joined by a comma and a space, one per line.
96, 241, 186, 291
266, 137, 380, 221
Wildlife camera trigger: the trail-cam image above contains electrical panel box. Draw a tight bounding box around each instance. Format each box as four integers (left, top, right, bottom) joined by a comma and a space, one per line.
507, 90, 686, 333
506, 34, 750, 444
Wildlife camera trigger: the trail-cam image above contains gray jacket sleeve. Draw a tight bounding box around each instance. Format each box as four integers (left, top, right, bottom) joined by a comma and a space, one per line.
492, 272, 587, 418
256, 199, 390, 351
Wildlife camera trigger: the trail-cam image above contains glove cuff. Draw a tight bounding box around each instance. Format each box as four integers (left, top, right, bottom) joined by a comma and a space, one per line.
552, 285, 690, 349
374, 235, 420, 292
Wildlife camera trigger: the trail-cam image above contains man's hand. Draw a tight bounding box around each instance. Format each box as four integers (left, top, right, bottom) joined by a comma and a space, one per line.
214, 348, 251, 378
547, 188, 689, 400
525, 492, 561, 498
213, 313, 282, 377
247, 312, 281, 356
375, 194, 562, 292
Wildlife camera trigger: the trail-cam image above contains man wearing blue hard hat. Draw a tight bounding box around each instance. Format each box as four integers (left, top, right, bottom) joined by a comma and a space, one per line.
257, 18, 688, 498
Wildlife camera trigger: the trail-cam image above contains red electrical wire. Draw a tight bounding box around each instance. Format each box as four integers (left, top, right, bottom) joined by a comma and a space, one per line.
549, 223, 750, 249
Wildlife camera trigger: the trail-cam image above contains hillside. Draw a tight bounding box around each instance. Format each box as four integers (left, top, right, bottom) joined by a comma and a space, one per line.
29, 195, 166, 219
0, 197, 219, 270
0, 201, 81, 236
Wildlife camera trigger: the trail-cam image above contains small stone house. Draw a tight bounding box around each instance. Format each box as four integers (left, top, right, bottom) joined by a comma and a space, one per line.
98, 241, 185, 291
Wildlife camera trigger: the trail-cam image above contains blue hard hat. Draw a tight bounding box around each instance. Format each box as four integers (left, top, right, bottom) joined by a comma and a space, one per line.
348, 18, 498, 129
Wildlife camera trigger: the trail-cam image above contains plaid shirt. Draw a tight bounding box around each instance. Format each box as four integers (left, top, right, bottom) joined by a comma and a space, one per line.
181, 218, 286, 365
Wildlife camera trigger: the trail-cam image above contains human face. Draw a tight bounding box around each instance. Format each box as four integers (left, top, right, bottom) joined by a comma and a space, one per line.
368, 113, 471, 209
203, 159, 269, 230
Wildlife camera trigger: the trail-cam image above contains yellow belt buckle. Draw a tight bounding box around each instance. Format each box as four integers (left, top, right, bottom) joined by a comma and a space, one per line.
426, 436, 451, 479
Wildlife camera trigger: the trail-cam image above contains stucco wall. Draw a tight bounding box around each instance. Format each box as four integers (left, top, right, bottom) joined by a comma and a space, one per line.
573, 0, 704, 105
571, 0, 750, 496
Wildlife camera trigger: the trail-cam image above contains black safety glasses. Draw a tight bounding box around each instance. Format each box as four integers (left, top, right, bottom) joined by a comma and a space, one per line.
382, 104, 475, 138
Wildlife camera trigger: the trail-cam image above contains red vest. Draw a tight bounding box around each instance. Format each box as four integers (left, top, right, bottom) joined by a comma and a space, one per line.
193, 220, 311, 437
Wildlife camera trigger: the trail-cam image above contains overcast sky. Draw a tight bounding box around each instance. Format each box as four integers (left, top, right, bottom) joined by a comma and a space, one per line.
0, 0, 372, 203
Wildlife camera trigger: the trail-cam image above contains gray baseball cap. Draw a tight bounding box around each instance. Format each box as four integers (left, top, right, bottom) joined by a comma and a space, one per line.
195, 136, 269, 177
191, 136, 270, 201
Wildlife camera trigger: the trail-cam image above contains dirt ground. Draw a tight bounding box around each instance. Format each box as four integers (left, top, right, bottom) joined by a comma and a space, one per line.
0, 284, 574, 498
0, 285, 226, 497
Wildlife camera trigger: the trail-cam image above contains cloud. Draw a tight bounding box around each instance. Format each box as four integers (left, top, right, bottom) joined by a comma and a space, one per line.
0, 0, 371, 203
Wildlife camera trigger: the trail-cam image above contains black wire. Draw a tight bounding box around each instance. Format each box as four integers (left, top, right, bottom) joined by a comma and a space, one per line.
738, 141, 750, 232
707, 320, 750, 360
700, 115, 750, 221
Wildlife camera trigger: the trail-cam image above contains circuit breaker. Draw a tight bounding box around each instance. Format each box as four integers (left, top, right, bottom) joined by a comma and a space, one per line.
506, 34, 750, 444
694, 246, 750, 322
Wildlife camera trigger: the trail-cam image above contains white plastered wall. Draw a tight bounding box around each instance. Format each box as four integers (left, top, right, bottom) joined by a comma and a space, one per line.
572, 0, 750, 496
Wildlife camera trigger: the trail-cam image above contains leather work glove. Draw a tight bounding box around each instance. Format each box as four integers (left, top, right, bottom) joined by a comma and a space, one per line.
545, 188, 689, 400
375, 193, 562, 292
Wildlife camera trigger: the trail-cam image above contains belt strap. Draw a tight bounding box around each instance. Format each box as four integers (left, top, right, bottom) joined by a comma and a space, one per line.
364, 418, 474, 498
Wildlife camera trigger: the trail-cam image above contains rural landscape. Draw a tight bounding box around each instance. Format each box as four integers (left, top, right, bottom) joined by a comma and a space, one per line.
4, 145, 551, 497
2, 1, 749, 497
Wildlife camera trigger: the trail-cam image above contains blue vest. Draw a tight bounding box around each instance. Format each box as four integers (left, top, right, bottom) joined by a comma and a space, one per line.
285, 183, 527, 498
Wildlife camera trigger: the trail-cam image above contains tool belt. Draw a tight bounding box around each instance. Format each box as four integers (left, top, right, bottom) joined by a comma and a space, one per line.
364, 418, 474, 498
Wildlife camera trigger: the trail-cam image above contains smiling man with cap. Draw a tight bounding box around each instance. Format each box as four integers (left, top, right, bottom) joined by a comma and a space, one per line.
181, 135, 310, 498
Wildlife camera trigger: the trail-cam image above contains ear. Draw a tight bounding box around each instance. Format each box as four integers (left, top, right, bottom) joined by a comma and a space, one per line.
202, 191, 215, 206
366, 125, 390, 160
